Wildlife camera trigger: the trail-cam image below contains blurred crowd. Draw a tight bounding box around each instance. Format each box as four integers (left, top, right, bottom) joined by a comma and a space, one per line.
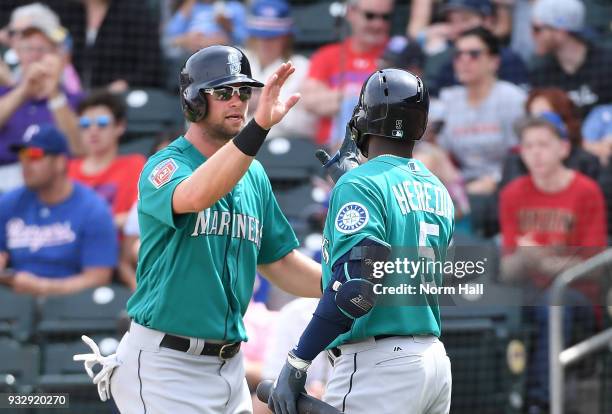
0, 0, 611, 413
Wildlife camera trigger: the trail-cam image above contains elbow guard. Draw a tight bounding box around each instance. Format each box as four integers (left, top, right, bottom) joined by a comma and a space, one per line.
333, 277, 376, 319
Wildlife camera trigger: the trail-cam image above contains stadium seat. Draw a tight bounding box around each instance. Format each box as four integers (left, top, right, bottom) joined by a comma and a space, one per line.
0, 338, 38, 393
256, 137, 322, 182
123, 88, 184, 140
36, 285, 132, 340
292, 1, 338, 51
0, 286, 35, 342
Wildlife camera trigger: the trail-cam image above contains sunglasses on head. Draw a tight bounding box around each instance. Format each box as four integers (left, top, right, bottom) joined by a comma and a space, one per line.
18, 147, 47, 161
453, 49, 486, 60
79, 115, 112, 129
360, 9, 391, 21
203, 86, 254, 102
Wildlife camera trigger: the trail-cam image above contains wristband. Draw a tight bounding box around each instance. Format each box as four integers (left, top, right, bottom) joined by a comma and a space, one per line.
47, 93, 67, 111
232, 119, 269, 156
287, 350, 311, 371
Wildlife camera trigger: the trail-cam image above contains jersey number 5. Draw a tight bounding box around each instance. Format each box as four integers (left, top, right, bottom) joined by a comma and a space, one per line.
418, 221, 440, 287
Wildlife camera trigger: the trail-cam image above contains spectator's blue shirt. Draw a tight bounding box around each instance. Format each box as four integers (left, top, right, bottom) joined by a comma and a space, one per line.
582, 104, 612, 142
0, 182, 118, 278
0, 86, 81, 165
165, 2, 247, 46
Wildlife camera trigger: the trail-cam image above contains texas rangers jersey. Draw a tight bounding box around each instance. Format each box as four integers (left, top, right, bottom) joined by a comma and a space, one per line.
127, 136, 298, 341
321, 155, 455, 348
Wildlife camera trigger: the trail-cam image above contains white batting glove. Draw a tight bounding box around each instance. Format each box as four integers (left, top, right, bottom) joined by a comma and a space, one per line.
73, 335, 120, 401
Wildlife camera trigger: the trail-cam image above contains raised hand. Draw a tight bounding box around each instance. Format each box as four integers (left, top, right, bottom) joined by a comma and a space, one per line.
315, 125, 361, 183
254, 61, 300, 130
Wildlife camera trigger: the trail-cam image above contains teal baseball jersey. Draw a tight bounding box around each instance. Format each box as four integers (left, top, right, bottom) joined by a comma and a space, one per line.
127, 137, 298, 341
321, 155, 455, 348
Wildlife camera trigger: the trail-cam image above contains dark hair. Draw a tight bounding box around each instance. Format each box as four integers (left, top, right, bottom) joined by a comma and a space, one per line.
77, 89, 127, 122
525, 88, 582, 147
457, 26, 500, 56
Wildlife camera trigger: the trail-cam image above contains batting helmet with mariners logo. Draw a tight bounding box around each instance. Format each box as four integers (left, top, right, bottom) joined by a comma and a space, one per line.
349, 68, 429, 157
179, 45, 264, 122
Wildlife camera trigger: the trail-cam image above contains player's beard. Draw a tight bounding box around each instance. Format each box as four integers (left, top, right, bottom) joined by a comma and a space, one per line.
206, 120, 242, 143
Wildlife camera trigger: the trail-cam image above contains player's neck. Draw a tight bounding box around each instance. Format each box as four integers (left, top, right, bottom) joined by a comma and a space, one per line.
185, 123, 228, 158
368, 136, 414, 160
531, 166, 574, 194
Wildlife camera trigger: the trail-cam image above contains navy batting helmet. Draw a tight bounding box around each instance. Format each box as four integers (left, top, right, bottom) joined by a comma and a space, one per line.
349, 68, 429, 157
179, 45, 264, 122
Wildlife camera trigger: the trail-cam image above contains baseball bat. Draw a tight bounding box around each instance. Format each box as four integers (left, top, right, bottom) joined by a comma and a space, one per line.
256, 380, 343, 414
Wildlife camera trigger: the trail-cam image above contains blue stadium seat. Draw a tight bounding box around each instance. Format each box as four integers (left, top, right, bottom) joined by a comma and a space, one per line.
0, 286, 35, 342
36, 285, 132, 340
256, 137, 322, 182
0, 338, 38, 393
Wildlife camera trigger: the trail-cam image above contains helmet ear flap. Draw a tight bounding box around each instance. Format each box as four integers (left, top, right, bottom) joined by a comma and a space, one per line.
182, 86, 207, 122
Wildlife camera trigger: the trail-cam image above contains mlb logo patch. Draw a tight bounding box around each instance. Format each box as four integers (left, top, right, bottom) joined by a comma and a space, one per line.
335, 202, 370, 234
149, 159, 178, 189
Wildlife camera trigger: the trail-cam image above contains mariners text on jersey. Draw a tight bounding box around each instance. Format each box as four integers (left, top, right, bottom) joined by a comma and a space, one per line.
391, 180, 453, 219
191, 208, 263, 248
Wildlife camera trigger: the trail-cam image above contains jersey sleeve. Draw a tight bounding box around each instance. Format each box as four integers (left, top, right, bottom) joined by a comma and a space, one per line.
257, 178, 299, 264
576, 183, 607, 246
138, 155, 192, 229
327, 181, 389, 266
81, 197, 118, 269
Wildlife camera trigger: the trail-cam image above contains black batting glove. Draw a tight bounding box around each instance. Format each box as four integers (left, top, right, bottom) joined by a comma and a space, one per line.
315, 126, 360, 183
268, 351, 310, 414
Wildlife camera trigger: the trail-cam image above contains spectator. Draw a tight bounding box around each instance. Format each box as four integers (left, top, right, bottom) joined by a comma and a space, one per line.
164, 0, 247, 57
509, 0, 536, 63
530, 0, 612, 116
423, 0, 528, 94
302, 0, 393, 147
378, 35, 426, 77
438, 27, 526, 195
499, 113, 606, 412
4, 3, 82, 94
500, 88, 601, 188
68, 90, 145, 230
0, 125, 117, 296
244, 0, 315, 139
0, 21, 83, 193
582, 104, 612, 166
54, 0, 163, 91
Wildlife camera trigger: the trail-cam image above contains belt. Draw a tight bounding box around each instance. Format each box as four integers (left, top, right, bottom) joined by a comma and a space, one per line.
160, 334, 241, 360
328, 335, 408, 360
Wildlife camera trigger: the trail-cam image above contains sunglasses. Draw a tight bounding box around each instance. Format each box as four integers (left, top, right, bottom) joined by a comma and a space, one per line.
360, 9, 391, 21
18, 147, 47, 161
79, 115, 112, 129
203, 86, 254, 102
453, 49, 486, 60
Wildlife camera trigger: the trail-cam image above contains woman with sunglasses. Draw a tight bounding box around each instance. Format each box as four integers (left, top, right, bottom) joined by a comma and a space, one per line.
75, 45, 323, 414
68, 90, 145, 232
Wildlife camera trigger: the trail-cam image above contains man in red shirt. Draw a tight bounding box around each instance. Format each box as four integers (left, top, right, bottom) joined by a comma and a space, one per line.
500, 112, 606, 278
499, 112, 606, 413
68, 90, 145, 231
301, 0, 392, 147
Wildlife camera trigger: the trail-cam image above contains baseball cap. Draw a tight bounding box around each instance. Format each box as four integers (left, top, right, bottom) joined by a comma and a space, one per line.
442, 0, 493, 17
531, 0, 585, 34
21, 20, 68, 45
10, 124, 70, 156
516, 111, 569, 140
379, 36, 425, 70
247, 0, 294, 38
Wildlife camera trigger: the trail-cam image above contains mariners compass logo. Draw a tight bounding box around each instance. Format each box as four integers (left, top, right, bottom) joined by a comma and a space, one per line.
227, 51, 242, 75
335, 202, 369, 234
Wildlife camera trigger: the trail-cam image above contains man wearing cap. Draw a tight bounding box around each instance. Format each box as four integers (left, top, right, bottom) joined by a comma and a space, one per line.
0, 12, 82, 192
0, 124, 117, 296
425, 0, 528, 95
499, 112, 606, 413
244, 0, 316, 139
530, 0, 612, 116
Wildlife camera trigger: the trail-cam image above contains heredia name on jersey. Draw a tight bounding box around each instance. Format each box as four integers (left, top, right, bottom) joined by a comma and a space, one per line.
391, 180, 453, 219
191, 209, 263, 248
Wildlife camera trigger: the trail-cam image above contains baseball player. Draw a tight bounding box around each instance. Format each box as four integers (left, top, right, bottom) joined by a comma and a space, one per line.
74, 46, 322, 414
268, 69, 454, 414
